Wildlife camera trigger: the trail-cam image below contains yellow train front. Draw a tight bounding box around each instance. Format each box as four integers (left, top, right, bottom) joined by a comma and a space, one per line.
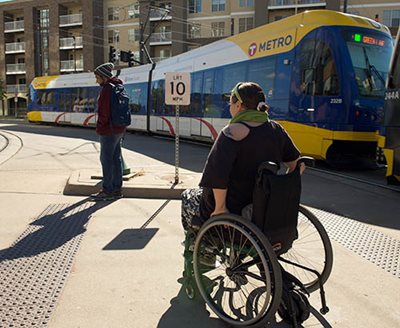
28, 10, 394, 167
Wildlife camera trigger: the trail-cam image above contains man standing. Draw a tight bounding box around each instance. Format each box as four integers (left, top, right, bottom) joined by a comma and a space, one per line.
92, 62, 126, 201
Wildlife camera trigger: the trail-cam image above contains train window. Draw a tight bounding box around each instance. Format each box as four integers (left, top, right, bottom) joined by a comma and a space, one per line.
344, 31, 392, 97
151, 80, 164, 114
300, 39, 339, 96
248, 58, 276, 98
221, 62, 247, 94
40, 91, 54, 105
129, 84, 146, 114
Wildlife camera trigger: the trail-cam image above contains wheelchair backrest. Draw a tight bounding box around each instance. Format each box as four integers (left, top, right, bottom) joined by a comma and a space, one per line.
252, 161, 301, 255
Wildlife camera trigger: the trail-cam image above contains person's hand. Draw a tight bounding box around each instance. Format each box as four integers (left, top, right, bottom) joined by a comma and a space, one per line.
299, 162, 306, 175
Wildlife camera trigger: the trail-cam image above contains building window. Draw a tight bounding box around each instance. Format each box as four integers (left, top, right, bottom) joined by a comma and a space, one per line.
128, 4, 140, 19
160, 49, 171, 59
383, 10, 400, 27
239, 0, 254, 7
211, 22, 225, 37
188, 23, 201, 38
108, 30, 120, 43
128, 29, 140, 42
238, 17, 253, 33
108, 7, 119, 21
212, 0, 225, 12
189, 0, 202, 13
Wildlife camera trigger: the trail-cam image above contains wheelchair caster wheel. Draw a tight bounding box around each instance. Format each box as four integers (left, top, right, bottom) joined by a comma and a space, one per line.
320, 306, 329, 315
184, 278, 201, 302
185, 284, 196, 300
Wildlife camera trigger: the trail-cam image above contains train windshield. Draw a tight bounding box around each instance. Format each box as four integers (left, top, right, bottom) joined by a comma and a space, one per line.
344, 30, 393, 97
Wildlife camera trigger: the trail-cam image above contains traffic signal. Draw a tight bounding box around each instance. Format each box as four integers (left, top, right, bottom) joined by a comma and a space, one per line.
109, 46, 117, 63
128, 51, 135, 67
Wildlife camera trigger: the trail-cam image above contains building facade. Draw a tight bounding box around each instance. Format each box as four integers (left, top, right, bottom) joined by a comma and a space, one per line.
0, 0, 399, 116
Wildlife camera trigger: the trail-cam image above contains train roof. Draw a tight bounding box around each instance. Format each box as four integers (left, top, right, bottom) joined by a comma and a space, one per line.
31, 10, 391, 90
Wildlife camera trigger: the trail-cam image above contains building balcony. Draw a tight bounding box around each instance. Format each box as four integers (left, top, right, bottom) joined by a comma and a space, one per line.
6, 84, 27, 94
59, 13, 83, 27
6, 63, 26, 75
60, 36, 83, 49
60, 59, 84, 72
4, 20, 24, 33
268, 0, 325, 9
149, 8, 171, 21
149, 32, 172, 45
5, 42, 25, 54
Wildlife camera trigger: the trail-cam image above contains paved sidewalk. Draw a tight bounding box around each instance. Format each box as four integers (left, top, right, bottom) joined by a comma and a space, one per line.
0, 122, 400, 328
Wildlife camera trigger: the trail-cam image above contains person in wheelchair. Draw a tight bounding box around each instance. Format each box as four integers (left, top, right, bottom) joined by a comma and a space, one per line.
182, 81, 302, 233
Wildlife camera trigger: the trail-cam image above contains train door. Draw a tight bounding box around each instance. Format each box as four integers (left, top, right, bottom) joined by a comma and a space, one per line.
151, 80, 170, 133
383, 29, 400, 183
202, 70, 216, 138
190, 72, 203, 137
290, 28, 342, 158
294, 30, 341, 127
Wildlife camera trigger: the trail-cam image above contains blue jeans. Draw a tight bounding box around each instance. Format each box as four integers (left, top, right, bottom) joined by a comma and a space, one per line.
99, 133, 124, 193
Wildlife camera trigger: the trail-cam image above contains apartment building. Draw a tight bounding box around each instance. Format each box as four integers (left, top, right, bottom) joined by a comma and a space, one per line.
1, 0, 399, 116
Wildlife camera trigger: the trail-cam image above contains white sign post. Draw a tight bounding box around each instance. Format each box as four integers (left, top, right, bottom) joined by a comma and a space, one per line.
165, 72, 191, 184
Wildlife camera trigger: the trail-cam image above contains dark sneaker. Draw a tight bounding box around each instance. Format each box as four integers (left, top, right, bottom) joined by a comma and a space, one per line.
91, 190, 115, 201
113, 190, 123, 199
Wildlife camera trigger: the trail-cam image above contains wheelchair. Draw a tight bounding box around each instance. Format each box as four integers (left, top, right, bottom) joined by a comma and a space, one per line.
182, 157, 333, 327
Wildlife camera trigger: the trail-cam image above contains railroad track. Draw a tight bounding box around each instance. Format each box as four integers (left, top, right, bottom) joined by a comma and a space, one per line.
0, 130, 24, 166
308, 165, 400, 193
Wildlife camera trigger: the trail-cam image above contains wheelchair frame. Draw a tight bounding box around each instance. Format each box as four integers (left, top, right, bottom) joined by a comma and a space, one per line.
182, 206, 333, 328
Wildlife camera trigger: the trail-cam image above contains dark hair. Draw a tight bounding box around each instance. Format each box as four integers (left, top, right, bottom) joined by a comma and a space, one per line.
231, 82, 269, 112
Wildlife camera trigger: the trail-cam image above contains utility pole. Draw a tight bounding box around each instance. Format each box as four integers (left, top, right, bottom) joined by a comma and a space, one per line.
139, 22, 145, 64
343, 0, 348, 13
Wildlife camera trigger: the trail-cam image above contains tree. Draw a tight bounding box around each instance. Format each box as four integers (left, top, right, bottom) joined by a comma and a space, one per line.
0, 79, 6, 116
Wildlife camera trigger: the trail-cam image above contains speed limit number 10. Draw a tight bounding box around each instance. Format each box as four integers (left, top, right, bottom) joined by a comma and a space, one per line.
165, 72, 191, 106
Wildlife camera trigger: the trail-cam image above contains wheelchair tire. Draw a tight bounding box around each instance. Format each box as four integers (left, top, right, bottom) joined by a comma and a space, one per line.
193, 214, 282, 328
279, 205, 333, 293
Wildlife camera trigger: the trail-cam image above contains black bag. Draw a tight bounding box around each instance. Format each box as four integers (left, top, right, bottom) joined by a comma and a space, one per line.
108, 82, 131, 126
252, 161, 301, 254
278, 269, 311, 326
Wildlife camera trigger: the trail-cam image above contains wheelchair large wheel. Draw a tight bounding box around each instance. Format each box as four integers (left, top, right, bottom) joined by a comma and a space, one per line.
279, 205, 333, 293
193, 214, 282, 328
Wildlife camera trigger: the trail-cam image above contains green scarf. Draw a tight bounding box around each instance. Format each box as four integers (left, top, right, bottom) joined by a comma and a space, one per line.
230, 109, 269, 124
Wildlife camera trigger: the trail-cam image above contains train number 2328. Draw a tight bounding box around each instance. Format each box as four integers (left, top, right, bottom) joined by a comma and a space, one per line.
330, 98, 343, 104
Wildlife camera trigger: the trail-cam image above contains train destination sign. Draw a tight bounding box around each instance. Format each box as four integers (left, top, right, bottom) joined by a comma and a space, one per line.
351, 33, 385, 47
165, 72, 191, 105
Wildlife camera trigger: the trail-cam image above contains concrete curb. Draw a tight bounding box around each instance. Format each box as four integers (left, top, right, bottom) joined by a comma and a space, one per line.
63, 168, 201, 200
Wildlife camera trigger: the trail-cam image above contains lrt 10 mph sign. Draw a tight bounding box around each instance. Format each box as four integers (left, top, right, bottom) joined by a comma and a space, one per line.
165, 72, 191, 106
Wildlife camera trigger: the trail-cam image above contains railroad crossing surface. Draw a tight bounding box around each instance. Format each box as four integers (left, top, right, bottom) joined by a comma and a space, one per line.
0, 120, 399, 328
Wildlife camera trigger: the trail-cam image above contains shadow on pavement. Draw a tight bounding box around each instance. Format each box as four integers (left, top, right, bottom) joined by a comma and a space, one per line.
157, 285, 228, 328
157, 281, 332, 328
0, 198, 113, 261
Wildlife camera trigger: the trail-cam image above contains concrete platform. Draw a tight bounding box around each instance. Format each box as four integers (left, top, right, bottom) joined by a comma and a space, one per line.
63, 167, 202, 199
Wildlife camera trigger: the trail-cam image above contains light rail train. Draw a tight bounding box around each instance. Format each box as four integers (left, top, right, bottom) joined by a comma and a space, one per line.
28, 10, 393, 165
380, 27, 400, 184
